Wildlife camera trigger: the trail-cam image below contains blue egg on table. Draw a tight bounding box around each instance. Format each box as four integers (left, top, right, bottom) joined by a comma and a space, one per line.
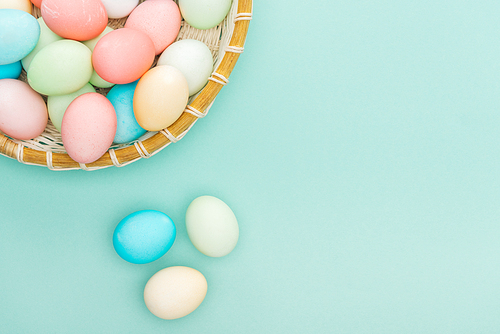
106, 80, 147, 144
0, 61, 22, 79
0, 9, 40, 65
113, 210, 176, 264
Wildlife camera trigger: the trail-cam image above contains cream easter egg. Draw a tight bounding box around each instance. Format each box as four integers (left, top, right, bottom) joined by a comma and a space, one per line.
61, 93, 117, 164
144, 266, 207, 320
133, 65, 188, 131
0, 0, 32, 13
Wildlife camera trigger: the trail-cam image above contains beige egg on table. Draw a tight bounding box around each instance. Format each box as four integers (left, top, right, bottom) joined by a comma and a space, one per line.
144, 266, 208, 320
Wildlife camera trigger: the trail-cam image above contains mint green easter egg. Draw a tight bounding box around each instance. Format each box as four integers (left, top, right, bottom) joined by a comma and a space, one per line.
178, 0, 231, 30
82, 27, 116, 89
90, 70, 115, 89
21, 17, 63, 71
27, 39, 93, 96
82, 26, 114, 51
47, 83, 96, 132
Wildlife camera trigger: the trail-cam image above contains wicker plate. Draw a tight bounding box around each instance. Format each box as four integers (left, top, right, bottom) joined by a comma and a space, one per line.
0, 0, 252, 170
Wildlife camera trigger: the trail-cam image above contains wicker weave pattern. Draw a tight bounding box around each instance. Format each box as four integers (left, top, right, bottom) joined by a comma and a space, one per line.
0, 0, 252, 170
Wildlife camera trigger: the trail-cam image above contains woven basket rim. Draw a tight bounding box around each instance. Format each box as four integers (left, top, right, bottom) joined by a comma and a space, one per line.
0, 0, 253, 171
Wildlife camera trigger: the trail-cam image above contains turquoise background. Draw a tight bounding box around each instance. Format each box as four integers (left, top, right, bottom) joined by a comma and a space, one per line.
2, 0, 500, 332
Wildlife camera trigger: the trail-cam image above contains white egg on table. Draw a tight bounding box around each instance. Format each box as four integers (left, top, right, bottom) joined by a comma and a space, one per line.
186, 195, 239, 257
144, 266, 207, 320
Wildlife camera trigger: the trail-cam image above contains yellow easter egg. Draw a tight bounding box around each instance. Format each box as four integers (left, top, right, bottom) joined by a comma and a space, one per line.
133, 65, 189, 131
0, 0, 32, 13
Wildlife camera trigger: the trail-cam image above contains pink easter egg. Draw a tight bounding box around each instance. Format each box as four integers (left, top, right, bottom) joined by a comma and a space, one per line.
41, 0, 108, 41
125, 0, 181, 55
92, 28, 155, 84
31, 0, 42, 8
0, 79, 48, 140
61, 93, 117, 164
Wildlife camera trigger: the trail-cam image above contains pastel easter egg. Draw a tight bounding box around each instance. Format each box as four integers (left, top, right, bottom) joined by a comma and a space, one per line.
144, 267, 207, 320
41, 0, 107, 41
100, 0, 139, 19
89, 71, 115, 89
47, 83, 95, 132
82, 26, 115, 89
133, 65, 188, 131
61, 93, 117, 164
92, 28, 155, 85
0, 0, 32, 13
113, 210, 176, 264
0, 9, 40, 65
106, 81, 147, 144
21, 17, 63, 71
30, 0, 41, 8
82, 26, 114, 51
158, 39, 213, 96
27, 39, 93, 96
124, 0, 181, 55
0, 61, 22, 79
178, 0, 231, 30
0, 79, 48, 140
186, 195, 239, 257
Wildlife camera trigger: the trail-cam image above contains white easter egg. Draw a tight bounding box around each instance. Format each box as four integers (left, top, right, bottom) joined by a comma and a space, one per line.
158, 39, 213, 96
186, 195, 239, 257
99, 0, 140, 19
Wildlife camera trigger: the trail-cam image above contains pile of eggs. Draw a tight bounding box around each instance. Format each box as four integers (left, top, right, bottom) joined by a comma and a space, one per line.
0, 0, 231, 163
113, 195, 240, 320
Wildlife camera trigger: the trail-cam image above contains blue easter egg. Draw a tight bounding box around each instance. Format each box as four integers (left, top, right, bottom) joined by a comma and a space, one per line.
113, 210, 176, 264
106, 80, 147, 144
0, 9, 40, 65
0, 61, 22, 79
